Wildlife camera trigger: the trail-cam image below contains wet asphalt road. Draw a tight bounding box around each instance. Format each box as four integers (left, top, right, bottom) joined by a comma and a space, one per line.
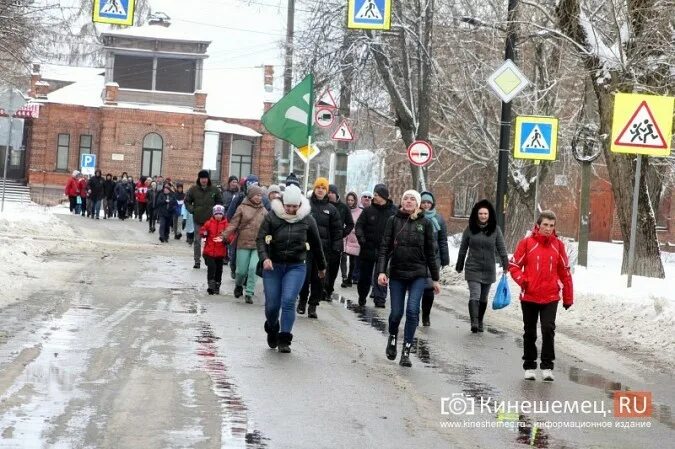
0, 213, 672, 448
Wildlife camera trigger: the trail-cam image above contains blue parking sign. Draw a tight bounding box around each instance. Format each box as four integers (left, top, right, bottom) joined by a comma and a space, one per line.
80, 153, 96, 175
347, 0, 391, 30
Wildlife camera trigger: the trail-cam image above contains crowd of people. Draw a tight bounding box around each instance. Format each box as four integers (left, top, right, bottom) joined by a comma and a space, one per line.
65, 168, 574, 379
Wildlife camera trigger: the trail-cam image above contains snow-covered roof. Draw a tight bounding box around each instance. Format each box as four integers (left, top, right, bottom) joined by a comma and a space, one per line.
39, 64, 105, 83
43, 74, 104, 108
101, 24, 211, 44
205, 119, 261, 137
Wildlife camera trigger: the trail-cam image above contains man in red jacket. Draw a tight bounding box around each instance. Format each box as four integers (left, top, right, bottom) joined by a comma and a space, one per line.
509, 210, 573, 382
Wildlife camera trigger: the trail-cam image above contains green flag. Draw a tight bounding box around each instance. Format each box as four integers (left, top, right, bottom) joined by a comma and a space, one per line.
261, 74, 314, 149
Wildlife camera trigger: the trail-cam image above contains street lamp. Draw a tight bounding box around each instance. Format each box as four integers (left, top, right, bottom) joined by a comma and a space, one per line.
571, 123, 601, 267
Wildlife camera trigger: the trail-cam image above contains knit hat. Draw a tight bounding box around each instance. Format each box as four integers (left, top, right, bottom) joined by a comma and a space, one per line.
72, 170, 80, 177
268, 184, 281, 195
246, 174, 259, 186
247, 185, 263, 199
420, 192, 434, 204
198, 169, 210, 179
373, 184, 389, 200
212, 205, 225, 216
314, 177, 329, 190
228, 175, 239, 183
402, 189, 422, 206
360, 191, 373, 198
285, 172, 300, 187
283, 184, 303, 206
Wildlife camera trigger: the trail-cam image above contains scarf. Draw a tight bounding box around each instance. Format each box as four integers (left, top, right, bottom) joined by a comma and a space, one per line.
424, 209, 441, 232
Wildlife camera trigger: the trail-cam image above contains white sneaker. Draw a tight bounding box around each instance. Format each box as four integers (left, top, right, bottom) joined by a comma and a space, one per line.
542, 369, 555, 382
524, 369, 536, 380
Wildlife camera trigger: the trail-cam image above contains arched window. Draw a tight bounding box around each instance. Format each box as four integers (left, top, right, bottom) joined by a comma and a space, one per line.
141, 133, 163, 177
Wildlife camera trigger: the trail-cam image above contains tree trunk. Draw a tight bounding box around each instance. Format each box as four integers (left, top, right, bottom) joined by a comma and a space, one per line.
504, 186, 536, 249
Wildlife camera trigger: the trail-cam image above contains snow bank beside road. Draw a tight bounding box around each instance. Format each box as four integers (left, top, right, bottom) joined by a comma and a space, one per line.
442, 238, 675, 373
0, 202, 78, 308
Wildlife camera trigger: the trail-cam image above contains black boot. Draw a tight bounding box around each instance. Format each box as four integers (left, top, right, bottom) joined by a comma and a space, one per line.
422, 314, 430, 327
399, 342, 412, 367
207, 280, 215, 295
214, 283, 221, 295
386, 334, 397, 360
296, 300, 306, 315
234, 285, 244, 298
264, 321, 279, 349
308, 304, 318, 319
278, 332, 293, 353
193, 261, 200, 269
186, 232, 194, 244
469, 301, 479, 333
478, 301, 487, 332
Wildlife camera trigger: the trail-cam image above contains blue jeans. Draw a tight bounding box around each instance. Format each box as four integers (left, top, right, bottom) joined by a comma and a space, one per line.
263, 262, 307, 333
93, 199, 102, 218
388, 277, 427, 344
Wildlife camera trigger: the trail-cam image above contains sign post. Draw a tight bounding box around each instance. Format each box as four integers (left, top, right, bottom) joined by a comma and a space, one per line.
347, 0, 392, 30
80, 153, 97, 176
610, 93, 674, 287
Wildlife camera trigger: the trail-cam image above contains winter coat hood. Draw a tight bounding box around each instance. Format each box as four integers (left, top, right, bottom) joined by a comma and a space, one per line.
270, 197, 311, 223
469, 199, 497, 235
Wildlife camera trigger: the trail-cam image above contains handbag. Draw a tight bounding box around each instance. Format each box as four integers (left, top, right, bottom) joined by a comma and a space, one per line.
492, 274, 511, 310
255, 259, 263, 277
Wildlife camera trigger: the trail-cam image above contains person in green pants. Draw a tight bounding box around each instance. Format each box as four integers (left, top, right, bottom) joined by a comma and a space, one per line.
222, 185, 267, 303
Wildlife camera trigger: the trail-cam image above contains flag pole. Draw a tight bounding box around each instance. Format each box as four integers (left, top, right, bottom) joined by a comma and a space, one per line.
303, 135, 312, 194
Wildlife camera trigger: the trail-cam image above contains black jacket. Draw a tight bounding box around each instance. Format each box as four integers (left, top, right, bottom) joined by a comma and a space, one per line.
330, 200, 354, 239
156, 191, 178, 218
186, 178, 223, 225
355, 199, 398, 261
256, 198, 326, 270
87, 175, 105, 201
222, 188, 239, 212
309, 194, 343, 254
146, 188, 157, 209
114, 182, 130, 202
102, 179, 115, 200
377, 210, 440, 282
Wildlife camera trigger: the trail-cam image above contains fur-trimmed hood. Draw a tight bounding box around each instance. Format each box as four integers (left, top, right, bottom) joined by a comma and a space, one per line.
469, 199, 497, 235
271, 196, 312, 223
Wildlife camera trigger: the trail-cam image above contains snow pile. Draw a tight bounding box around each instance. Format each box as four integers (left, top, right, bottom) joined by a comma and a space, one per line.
0, 202, 77, 308
442, 237, 675, 372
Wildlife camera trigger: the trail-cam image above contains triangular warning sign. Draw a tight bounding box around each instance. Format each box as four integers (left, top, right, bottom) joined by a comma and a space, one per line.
317, 87, 338, 109
331, 120, 355, 142
614, 101, 667, 149
101, 0, 127, 16
522, 125, 549, 150
356, 0, 383, 19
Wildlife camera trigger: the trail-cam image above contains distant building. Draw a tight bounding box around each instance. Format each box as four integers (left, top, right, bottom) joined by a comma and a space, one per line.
18, 17, 277, 199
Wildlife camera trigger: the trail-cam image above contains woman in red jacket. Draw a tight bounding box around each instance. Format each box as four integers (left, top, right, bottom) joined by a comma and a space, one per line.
509, 210, 573, 382
78, 175, 88, 217
200, 205, 230, 295
64, 171, 80, 213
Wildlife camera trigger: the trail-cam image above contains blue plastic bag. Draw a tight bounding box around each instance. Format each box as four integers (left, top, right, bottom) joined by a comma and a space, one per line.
492, 274, 511, 310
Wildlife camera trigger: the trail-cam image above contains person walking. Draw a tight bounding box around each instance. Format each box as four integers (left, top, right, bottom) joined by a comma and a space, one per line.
509, 210, 573, 382
354, 184, 397, 308
185, 170, 223, 269
359, 191, 372, 209
78, 175, 88, 217
114, 178, 130, 220
257, 184, 326, 353
341, 192, 362, 288
173, 182, 185, 240
201, 205, 230, 295
135, 177, 149, 222
102, 174, 115, 219
419, 191, 450, 326
297, 178, 342, 319
156, 183, 178, 243
222, 185, 267, 304
86, 170, 105, 219
378, 190, 440, 367
455, 199, 509, 333
222, 175, 240, 212
146, 181, 158, 232
65, 171, 80, 213
326, 184, 354, 299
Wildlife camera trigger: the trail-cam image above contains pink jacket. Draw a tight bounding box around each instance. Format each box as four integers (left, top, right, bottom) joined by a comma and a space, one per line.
344, 207, 362, 256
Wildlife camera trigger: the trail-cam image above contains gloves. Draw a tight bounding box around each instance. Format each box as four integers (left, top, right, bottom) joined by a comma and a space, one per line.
455, 263, 463, 273
563, 303, 572, 310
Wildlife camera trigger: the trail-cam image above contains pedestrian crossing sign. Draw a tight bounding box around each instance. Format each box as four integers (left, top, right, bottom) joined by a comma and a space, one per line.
610, 93, 674, 157
347, 0, 391, 30
513, 116, 558, 161
93, 0, 135, 26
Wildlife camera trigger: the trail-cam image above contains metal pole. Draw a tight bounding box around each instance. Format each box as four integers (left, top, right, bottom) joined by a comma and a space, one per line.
1, 89, 16, 213
495, 0, 519, 232
303, 137, 312, 194
626, 155, 642, 288
283, 0, 296, 176
533, 161, 540, 222
578, 161, 591, 267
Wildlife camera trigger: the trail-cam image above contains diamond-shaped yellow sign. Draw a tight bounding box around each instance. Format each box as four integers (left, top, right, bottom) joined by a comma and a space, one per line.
295, 144, 320, 163
487, 59, 529, 103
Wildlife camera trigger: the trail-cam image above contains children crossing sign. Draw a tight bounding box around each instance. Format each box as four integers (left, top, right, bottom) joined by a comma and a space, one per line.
93, 0, 135, 26
347, 0, 391, 30
513, 116, 558, 161
611, 93, 674, 157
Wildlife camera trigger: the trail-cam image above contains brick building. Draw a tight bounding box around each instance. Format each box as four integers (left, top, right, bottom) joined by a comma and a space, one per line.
16, 19, 276, 201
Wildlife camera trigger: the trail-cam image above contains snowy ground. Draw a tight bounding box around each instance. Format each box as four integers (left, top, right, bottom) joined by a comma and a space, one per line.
441, 234, 675, 374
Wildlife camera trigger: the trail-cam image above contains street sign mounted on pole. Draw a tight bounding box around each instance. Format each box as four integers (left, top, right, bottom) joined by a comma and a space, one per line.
610, 93, 674, 157
93, 0, 135, 26
331, 120, 355, 142
317, 87, 338, 109
315, 108, 335, 128
407, 141, 433, 167
347, 0, 392, 31
294, 143, 320, 164
487, 59, 530, 103
80, 153, 97, 175
513, 116, 559, 161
